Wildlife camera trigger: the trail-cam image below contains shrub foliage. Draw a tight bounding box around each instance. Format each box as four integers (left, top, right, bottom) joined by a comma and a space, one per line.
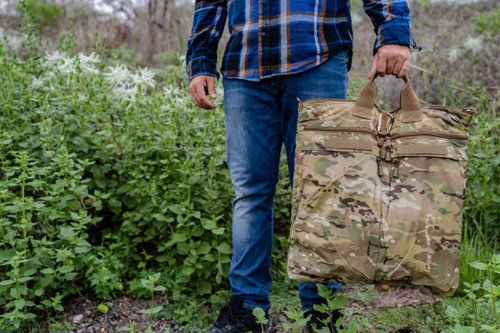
0, 32, 236, 326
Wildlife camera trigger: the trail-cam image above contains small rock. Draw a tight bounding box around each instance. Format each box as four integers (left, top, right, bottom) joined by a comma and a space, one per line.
381, 284, 390, 292
73, 314, 84, 323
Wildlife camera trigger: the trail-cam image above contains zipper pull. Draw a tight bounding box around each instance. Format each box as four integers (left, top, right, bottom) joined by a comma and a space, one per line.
385, 138, 392, 162
377, 158, 383, 177
380, 149, 386, 160
392, 159, 400, 178
385, 150, 391, 162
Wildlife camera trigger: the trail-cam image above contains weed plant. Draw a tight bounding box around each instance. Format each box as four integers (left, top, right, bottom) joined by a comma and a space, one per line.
0, 5, 233, 329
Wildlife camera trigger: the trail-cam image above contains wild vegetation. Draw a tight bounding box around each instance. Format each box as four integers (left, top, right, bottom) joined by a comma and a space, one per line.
0, 0, 498, 332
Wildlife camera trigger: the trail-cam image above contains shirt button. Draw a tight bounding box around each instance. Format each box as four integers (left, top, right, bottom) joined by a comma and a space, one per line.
261, 31, 266, 36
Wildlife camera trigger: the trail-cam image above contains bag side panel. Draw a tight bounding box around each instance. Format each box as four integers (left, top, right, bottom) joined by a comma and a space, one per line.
382, 138, 468, 294
288, 146, 382, 283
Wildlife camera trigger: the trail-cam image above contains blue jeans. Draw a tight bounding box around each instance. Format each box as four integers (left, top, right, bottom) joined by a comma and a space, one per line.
223, 50, 348, 312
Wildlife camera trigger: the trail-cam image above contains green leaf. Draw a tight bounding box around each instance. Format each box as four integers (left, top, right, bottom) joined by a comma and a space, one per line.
201, 219, 216, 230
196, 242, 212, 255
196, 281, 212, 295
97, 303, 109, 313
60, 227, 75, 239
329, 295, 348, 310
313, 303, 328, 313
150, 272, 161, 281
141, 279, 153, 289
170, 233, 187, 243
40, 268, 54, 274
15, 298, 25, 310
219, 254, 231, 264
0, 249, 16, 263
169, 205, 185, 216
0, 280, 14, 286
59, 265, 74, 273
65, 272, 78, 281
252, 307, 266, 318
469, 262, 488, 271
491, 284, 500, 296
212, 227, 225, 235
154, 286, 166, 292
152, 305, 163, 314
75, 246, 90, 253
216, 243, 232, 255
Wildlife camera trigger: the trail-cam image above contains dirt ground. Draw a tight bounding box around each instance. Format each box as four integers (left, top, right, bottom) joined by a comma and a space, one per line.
57, 284, 442, 333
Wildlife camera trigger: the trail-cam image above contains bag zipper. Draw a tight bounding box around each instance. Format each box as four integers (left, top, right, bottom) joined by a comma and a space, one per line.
303, 126, 377, 136
302, 126, 381, 145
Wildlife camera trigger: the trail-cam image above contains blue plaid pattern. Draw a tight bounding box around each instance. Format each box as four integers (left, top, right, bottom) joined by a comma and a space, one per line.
186, 0, 419, 82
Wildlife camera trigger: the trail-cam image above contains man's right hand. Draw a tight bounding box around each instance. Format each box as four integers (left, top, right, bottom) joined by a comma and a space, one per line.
188, 75, 217, 109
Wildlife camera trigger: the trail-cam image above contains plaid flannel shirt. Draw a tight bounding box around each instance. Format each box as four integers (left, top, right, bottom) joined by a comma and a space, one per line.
186, 0, 419, 82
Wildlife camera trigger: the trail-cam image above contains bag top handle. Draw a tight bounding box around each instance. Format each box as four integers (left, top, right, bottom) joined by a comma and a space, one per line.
352, 74, 422, 123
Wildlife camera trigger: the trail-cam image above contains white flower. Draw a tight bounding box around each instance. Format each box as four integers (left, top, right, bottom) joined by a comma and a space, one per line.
44, 51, 66, 67
104, 64, 132, 87
179, 55, 187, 68
30, 76, 45, 89
76, 53, 100, 74
463, 36, 483, 54
78, 93, 88, 102
163, 84, 181, 98
131, 67, 155, 89
448, 47, 462, 63
113, 85, 138, 103
57, 56, 78, 74
78, 52, 100, 65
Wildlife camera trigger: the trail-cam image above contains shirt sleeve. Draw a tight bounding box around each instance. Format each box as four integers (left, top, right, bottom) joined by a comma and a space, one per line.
362, 0, 421, 54
185, 0, 228, 83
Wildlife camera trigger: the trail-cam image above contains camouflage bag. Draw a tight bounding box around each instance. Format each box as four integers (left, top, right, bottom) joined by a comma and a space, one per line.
287, 76, 476, 295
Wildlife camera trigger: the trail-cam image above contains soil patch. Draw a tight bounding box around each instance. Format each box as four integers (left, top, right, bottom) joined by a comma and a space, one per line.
58, 284, 441, 332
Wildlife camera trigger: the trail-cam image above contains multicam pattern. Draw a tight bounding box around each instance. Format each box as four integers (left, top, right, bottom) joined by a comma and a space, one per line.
288, 97, 475, 295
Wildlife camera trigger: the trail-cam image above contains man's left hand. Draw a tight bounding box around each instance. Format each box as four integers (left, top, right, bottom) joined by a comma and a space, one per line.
369, 44, 411, 79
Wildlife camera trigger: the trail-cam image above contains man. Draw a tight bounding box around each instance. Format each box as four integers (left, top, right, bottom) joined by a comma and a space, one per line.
186, 1, 419, 332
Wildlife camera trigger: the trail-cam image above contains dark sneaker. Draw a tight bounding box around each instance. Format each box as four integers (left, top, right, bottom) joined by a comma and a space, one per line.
302, 308, 343, 333
206, 295, 273, 333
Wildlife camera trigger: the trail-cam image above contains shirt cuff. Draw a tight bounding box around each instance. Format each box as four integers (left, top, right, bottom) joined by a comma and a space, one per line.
373, 20, 422, 55
186, 55, 220, 83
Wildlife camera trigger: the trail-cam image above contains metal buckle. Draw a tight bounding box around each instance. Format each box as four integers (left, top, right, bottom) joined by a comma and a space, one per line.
378, 112, 394, 136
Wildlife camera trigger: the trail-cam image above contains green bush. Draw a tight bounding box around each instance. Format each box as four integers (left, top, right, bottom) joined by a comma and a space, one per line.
472, 8, 500, 35
0, 31, 233, 327
18, 0, 62, 32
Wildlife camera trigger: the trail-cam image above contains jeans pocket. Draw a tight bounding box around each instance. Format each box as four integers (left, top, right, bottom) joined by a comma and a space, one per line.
330, 49, 349, 64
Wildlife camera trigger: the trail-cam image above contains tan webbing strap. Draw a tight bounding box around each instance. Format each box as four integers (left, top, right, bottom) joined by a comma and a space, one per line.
324, 138, 373, 151
397, 144, 448, 156
352, 80, 377, 120
353, 75, 423, 123
401, 80, 423, 123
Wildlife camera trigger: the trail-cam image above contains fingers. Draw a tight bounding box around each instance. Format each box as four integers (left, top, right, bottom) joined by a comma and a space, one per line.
188, 75, 217, 109
397, 58, 410, 78
373, 44, 411, 78
369, 53, 379, 79
385, 57, 396, 76
207, 76, 217, 99
377, 52, 387, 77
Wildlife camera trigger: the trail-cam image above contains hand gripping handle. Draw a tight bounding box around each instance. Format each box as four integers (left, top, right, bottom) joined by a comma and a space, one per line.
352, 74, 422, 123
